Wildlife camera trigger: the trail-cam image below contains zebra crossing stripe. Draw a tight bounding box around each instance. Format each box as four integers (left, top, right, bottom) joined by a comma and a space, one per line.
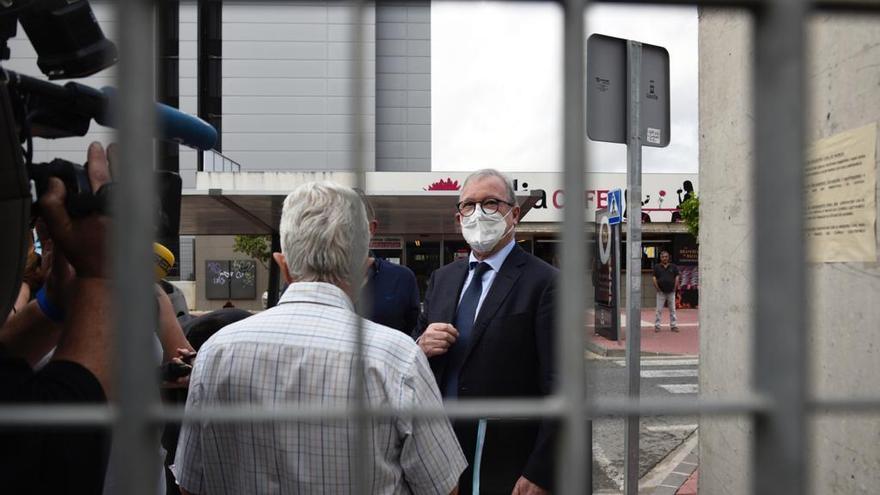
645, 424, 699, 433
612, 359, 699, 367
641, 369, 698, 378
659, 384, 699, 394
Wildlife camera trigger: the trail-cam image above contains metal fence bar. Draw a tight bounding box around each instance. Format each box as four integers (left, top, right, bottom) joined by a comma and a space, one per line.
348, 0, 370, 492
0, 2, 877, 494
0, 393, 786, 425
752, 1, 808, 495
114, 1, 160, 495
559, 0, 589, 492
14, 393, 880, 426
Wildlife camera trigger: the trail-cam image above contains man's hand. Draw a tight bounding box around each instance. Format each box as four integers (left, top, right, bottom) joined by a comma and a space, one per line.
417, 322, 458, 357
161, 347, 197, 389
511, 476, 548, 495
39, 142, 112, 279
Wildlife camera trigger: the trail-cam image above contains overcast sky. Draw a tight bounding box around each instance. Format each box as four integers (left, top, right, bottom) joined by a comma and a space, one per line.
431, 2, 698, 174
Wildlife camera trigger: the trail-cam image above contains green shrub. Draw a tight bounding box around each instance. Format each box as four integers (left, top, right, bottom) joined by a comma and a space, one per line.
679, 195, 699, 240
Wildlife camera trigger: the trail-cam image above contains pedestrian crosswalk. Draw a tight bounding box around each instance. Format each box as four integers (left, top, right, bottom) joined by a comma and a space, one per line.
612, 357, 700, 395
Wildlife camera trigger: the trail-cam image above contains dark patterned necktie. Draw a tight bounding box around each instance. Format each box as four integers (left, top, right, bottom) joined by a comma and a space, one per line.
444, 261, 491, 398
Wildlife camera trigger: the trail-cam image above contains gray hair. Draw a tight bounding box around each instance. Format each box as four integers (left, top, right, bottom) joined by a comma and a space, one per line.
461, 169, 516, 204
279, 181, 369, 287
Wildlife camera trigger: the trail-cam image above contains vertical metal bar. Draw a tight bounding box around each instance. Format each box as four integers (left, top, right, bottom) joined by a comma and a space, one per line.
752, 1, 807, 494
623, 39, 643, 495
349, 0, 369, 493
559, 0, 588, 492
267, 230, 281, 308
114, 1, 159, 495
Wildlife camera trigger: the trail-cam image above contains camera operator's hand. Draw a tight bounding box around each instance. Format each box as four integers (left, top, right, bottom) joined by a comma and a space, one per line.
42, 241, 75, 310
21, 238, 45, 292
39, 142, 111, 279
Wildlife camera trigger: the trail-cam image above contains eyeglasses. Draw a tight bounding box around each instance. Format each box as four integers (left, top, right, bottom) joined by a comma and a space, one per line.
456, 198, 515, 217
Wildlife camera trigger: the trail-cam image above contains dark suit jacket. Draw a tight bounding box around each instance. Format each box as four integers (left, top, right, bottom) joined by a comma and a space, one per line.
414, 245, 557, 494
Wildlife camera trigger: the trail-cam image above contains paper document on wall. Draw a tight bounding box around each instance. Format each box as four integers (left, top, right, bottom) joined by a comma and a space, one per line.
805, 123, 877, 262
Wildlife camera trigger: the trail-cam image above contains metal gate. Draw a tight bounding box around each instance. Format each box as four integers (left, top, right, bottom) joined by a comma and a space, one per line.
2, 0, 879, 494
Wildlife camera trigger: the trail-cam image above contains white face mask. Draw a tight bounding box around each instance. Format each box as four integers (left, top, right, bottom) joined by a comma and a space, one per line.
460, 207, 514, 254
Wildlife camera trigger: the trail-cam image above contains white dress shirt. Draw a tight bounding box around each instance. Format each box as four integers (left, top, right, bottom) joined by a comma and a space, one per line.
458, 239, 517, 321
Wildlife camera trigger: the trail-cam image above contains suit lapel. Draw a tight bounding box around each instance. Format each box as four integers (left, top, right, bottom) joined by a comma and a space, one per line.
459, 246, 527, 366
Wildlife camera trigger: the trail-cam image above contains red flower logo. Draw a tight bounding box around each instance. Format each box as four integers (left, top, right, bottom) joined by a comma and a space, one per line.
659, 190, 667, 197
424, 178, 461, 191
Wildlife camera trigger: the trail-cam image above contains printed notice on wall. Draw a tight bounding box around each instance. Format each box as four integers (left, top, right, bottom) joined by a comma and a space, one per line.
805, 123, 877, 262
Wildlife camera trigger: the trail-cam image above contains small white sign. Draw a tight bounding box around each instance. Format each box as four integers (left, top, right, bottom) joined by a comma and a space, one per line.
647, 127, 662, 145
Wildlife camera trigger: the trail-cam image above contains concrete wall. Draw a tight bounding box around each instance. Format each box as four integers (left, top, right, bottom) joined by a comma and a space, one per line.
375, 1, 431, 171
699, 10, 880, 494
194, 235, 269, 312
804, 14, 880, 494
698, 11, 754, 494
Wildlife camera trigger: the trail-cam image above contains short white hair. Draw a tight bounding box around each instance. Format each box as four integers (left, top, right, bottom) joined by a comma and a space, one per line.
279, 181, 369, 287
461, 169, 516, 204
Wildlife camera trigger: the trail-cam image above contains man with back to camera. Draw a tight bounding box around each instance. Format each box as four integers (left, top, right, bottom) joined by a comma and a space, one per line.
414, 169, 558, 495
356, 189, 421, 335
653, 250, 680, 332
174, 181, 466, 495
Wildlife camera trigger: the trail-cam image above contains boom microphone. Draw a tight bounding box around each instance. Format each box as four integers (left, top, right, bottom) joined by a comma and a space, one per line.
100, 87, 218, 151
2, 69, 217, 150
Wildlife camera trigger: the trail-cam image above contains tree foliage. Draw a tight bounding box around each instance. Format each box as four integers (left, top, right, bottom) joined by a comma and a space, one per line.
679, 195, 699, 240
233, 235, 271, 269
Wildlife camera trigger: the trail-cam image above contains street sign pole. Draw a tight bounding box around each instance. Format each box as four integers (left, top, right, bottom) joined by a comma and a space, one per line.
587, 33, 666, 495
623, 39, 643, 495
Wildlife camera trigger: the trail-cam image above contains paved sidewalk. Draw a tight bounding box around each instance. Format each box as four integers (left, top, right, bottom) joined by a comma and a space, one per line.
676, 470, 698, 495
587, 308, 699, 357
652, 440, 698, 495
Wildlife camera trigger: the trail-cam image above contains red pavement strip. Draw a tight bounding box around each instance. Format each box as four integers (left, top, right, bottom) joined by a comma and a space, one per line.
587, 308, 699, 356
676, 469, 698, 495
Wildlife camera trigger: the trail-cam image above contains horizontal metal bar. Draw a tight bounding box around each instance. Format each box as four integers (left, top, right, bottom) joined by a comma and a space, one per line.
0, 405, 116, 426
6, 395, 880, 427
592, 0, 762, 7
177, 0, 880, 15
592, 395, 773, 417
152, 398, 568, 423
809, 398, 880, 414
591, 0, 880, 9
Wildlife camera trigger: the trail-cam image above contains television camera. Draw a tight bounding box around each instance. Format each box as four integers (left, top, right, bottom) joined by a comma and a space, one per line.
0, 0, 216, 317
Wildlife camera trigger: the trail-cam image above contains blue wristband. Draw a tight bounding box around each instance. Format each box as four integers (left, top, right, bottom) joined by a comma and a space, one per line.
36, 287, 65, 322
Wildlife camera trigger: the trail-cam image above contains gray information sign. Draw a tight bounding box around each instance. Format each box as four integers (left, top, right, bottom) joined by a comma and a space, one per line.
586, 34, 670, 147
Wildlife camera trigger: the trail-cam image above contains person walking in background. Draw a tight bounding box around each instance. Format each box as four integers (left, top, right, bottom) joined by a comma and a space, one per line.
653, 250, 680, 332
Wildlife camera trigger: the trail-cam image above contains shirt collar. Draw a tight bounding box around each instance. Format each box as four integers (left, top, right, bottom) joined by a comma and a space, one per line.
277, 282, 355, 312
468, 238, 516, 273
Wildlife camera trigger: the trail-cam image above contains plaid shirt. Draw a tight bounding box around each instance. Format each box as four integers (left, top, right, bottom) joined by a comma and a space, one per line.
174, 282, 466, 495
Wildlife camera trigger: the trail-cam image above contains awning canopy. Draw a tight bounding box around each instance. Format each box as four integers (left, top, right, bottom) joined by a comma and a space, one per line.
180, 190, 545, 236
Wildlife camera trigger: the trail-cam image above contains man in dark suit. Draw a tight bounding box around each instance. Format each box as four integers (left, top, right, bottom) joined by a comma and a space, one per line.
414, 169, 557, 495
356, 189, 420, 335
